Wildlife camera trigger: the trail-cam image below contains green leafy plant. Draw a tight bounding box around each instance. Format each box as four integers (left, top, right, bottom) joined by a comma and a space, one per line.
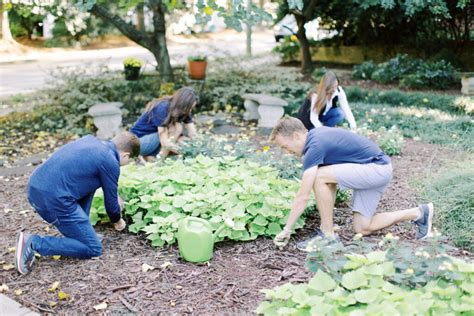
272, 35, 301, 62
123, 57, 144, 68
187, 55, 207, 62
311, 67, 328, 82
257, 235, 474, 315
351, 55, 458, 90
352, 60, 377, 80
90, 156, 313, 247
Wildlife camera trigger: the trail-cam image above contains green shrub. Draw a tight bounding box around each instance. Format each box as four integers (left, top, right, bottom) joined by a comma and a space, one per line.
272, 35, 301, 62
90, 156, 312, 246
352, 60, 377, 80
400, 60, 458, 90
421, 160, 474, 251
351, 55, 458, 90
358, 125, 405, 156
345, 86, 472, 116
257, 236, 474, 315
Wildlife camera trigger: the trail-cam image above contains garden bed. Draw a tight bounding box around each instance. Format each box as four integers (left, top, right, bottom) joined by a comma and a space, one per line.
0, 137, 470, 314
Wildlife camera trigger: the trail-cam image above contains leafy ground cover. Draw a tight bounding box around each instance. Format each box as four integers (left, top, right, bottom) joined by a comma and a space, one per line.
258, 237, 473, 315
90, 156, 309, 247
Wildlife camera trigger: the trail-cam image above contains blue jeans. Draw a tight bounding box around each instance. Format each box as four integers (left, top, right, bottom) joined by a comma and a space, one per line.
320, 107, 345, 127
28, 186, 102, 259
139, 133, 161, 156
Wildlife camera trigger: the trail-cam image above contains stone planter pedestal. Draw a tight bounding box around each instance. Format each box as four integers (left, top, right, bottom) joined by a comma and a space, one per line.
88, 102, 123, 140
461, 77, 474, 95
242, 94, 288, 128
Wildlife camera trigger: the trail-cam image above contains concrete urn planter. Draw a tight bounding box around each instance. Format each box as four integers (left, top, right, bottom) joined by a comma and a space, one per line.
88, 102, 123, 140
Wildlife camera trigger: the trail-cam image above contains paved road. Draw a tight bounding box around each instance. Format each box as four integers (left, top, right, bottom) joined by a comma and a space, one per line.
0, 30, 276, 97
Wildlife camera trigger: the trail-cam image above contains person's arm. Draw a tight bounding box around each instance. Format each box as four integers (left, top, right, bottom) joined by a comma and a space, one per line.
274, 166, 319, 247
309, 93, 323, 128
338, 87, 357, 129
284, 165, 319, 230
184, 122, 198, 139
158, 126, 180, 154
98, 162, 121, 224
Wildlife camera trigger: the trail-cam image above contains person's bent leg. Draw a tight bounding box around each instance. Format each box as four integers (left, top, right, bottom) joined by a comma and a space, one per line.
353, 207, 421, 235
313, 166, 338, 236
32, 204, 102, 259
138, 133, 160, 160
320, 107, 345, 127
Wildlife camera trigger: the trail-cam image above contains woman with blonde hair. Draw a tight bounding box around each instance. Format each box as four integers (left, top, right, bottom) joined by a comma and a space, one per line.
297, 71, 357, 130
131, 87, 199, 160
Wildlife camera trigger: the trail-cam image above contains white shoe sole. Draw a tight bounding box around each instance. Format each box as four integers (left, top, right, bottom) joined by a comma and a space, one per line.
419, 203, 434, 240
15, 232, 27, 275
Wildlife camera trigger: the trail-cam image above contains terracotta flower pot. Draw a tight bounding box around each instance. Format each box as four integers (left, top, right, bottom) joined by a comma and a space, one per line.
188, 60, 207, 80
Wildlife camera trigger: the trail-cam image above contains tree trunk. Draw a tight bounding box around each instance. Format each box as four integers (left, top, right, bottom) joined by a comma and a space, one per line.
149, 0, 173, 81
90, 2, 173, 81
136, 3, 145, 31
294, 14, 313, 74
246, 0, 252, 57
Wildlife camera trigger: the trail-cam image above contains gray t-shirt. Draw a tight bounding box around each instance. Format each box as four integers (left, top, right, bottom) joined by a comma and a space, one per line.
303, 127, 390, 170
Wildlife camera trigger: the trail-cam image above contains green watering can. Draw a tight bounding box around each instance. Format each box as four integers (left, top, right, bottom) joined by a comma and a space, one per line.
177, 217, 226, 263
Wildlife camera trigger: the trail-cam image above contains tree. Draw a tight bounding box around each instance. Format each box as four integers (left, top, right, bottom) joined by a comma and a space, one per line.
275, 0, 318, 74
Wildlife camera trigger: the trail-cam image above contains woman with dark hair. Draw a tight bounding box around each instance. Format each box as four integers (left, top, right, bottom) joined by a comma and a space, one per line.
297, 71, 357, 130
131, 87, 199, 160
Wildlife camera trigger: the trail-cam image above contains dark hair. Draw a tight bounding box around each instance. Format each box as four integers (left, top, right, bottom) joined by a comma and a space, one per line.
145, 87, 198, 127
112, 131, 140, 158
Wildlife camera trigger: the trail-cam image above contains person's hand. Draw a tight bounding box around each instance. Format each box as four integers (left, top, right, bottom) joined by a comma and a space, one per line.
118, 196, 125, 212
113, 218, 126, 231
274, 228, 292, 248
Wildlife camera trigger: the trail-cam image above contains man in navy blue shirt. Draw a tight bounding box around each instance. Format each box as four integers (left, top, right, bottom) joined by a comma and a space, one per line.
15, 132, 140, 275
270, 117, 434, 251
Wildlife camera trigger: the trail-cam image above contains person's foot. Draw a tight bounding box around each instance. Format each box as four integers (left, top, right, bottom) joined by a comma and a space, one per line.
296, 229, 340, 252
414, 203, 434, 240
15, 232, 36, 275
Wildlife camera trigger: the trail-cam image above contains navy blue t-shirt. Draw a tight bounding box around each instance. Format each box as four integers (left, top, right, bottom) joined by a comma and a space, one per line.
303, 127, 390, 171
131, 100, 193, 138
28, 135, 122, 223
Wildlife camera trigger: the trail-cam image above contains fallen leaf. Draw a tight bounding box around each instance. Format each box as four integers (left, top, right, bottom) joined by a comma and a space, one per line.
0, 284, 9, 292
176, 285, 183, 289
14, 289, 22, 296
34, 253, 41, 258
48, 281, 60, 292
49, 301, 57, 308
93, 302, 108, 310
52, 255, 61, 261
160, 261, 172, 269
58, 291, 70, 300
44, 226, 50, 232
141, 263, 155, 272
7, 247, 15, 253
3, 263, 15, 271
170, 301, 176, 307
4, 208, 13, 214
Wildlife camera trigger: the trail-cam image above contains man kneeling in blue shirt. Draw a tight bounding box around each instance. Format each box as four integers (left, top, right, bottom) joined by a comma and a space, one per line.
15, 132, 140, 275
271, 117, 434, 251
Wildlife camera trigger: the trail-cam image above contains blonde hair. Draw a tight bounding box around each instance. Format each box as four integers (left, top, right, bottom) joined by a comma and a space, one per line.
312, 71, 339, 115
112, 131, 140, 158
269, 116, 306, 141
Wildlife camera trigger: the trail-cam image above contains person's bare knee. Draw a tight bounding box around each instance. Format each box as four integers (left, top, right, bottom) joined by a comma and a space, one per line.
353, 213, 373, 235
315, 166, 338, 184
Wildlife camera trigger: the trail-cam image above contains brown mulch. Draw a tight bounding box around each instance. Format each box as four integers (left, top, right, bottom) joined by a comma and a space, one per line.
0, 136, 469, 314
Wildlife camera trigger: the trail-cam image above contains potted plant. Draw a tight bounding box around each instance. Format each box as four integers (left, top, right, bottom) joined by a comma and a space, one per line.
187, 55, 207, 80
123, 57, 143, 81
